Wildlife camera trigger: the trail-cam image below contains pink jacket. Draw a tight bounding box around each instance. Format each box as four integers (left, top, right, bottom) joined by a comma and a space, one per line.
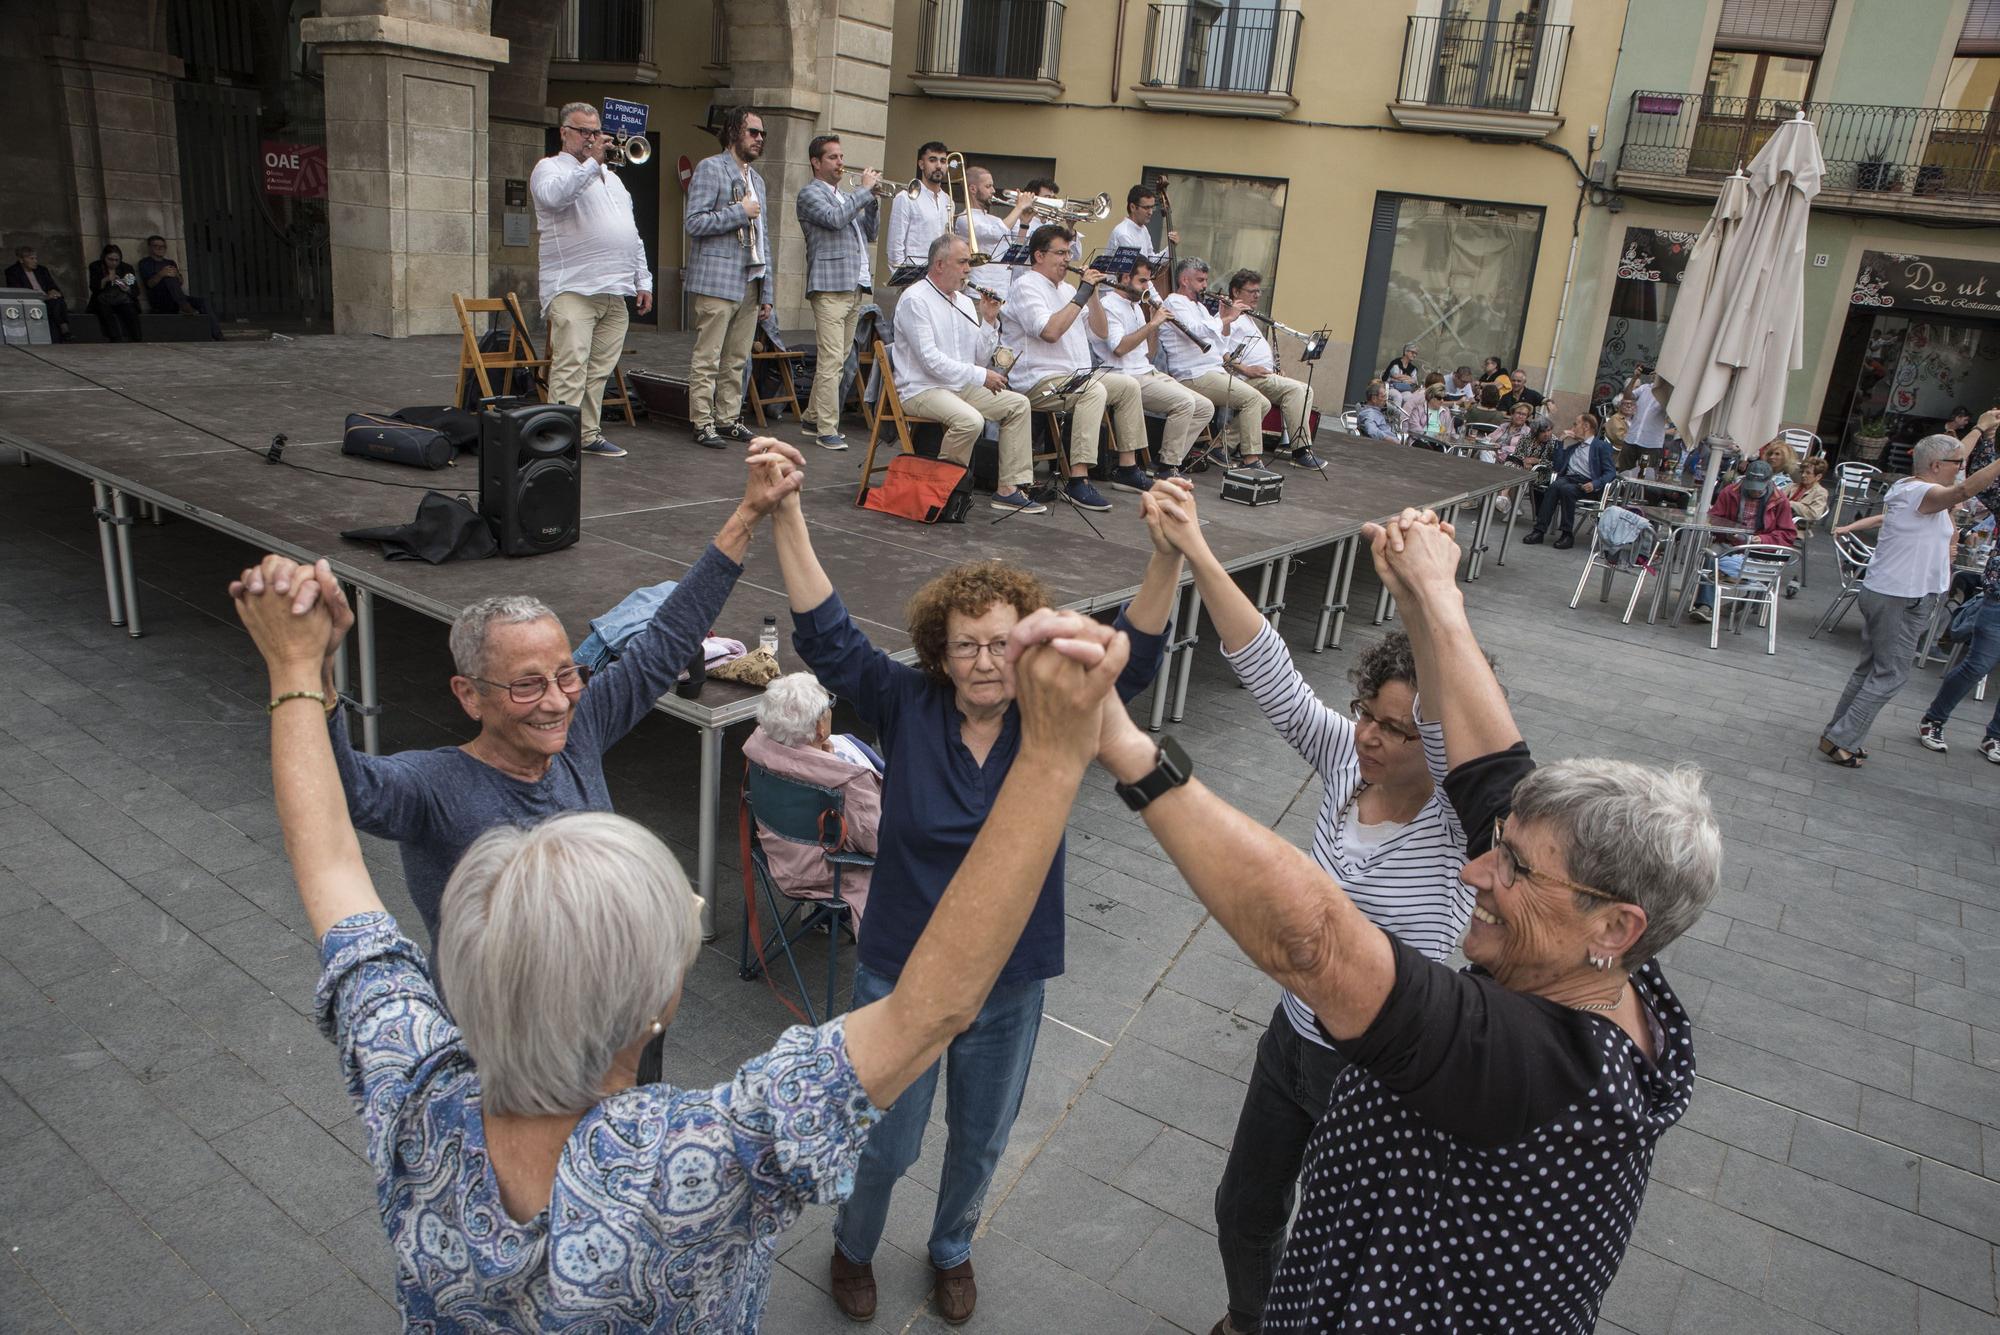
742, 727, 879, 924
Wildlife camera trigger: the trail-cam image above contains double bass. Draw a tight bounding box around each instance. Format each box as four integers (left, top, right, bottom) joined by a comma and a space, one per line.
1151, 172, 1175, 297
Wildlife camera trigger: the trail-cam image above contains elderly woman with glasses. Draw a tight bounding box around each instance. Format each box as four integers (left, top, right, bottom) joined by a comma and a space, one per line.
300, 447, 800, 946
1136, 489, 1480, 1335
743, 671, 884, 923
1083, 503, 1724, 1333
768, 468, 1183, 1323
231, 526, 1132, 1331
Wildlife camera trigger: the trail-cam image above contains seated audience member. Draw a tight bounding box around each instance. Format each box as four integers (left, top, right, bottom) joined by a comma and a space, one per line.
1477, 355, 1505, 384
1443, 365, 1478, 401
1082, 502, 1721, 1333
742, 672, 883, 925
6, 246, 69, 340
1353, 380, 1400, 441
1759, 438, 1800, 489
1461, 383, 1508, 434
1497, 368, 1544, 412
1607, 394, 1633, 460
1485, 401, 1535, 463
300, 446, 803, 947
1791, 456, 1830, 526
86, 245, 143, 343
232, 538, 1129, 1331
1691, 459, 1797, 619
1383, 344, 1420, 392
1524, 412, 1615, 549
136, 234, 223, 340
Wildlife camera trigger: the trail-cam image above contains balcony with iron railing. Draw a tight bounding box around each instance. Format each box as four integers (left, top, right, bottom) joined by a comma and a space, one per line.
1391, 15, 1571, 139
550, 0, 655, 79
1135, 4, 1302, 118
1618, 90, 2000, 222
913, 0, 1066, 101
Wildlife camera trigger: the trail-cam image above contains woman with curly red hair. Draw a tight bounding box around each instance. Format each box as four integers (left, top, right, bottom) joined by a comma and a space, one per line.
769, 457, 1185, 1323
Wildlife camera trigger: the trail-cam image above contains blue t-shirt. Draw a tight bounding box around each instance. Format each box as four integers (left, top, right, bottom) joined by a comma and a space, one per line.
331, 544, 742, 942
790, 592, 1166, 986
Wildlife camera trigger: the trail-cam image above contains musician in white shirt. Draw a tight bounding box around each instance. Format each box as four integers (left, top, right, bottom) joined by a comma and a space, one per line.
886, 141, 955, 268
1087, 256, 1214, 480
1000, 224, 1153, 510
1108, 184, 1175, 295
954, 165, 1031, 299
530, 101, 655, 458
1159, 259, 1269, 464
891, 234, 1043, 515
1218, 269, 1322, 469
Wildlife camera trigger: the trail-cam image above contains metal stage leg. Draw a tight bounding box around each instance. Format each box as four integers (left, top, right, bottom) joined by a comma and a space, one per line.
1268, 557, 1292, 631
110, 489, 142, 638
1466, 493, 1497, 581
1313, 537, 1345, 652
1149, 587, 1180, 733
1172, 587, 1203, 723
355, 588, 381, 755
1497, 481, 1522, 566
1374, 585, 1395, 626
697, 723, 722, 940
91, 481, 126, 627
1254, 561, 1274, 625
1316, 535, 1361, 651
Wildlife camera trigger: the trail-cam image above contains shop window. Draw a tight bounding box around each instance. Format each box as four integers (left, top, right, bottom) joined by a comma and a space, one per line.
1590, 227, 1696, 408
1137, 167, 1288, 314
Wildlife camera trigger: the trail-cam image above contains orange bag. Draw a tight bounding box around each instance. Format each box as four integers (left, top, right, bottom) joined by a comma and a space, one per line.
860, 454, 972, 523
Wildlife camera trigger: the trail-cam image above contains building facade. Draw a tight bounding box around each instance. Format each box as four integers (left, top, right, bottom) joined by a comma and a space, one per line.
1551, 0, 2000, 466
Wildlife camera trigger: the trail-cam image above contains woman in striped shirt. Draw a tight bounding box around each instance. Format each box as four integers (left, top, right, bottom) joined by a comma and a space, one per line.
1138, 491, 1475, 1335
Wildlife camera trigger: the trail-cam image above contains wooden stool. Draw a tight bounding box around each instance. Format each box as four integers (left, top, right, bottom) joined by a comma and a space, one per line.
451, 293, 549, 408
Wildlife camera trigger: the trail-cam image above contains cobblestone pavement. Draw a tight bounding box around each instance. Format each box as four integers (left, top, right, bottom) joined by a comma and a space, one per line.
2, 453, 1997, 1333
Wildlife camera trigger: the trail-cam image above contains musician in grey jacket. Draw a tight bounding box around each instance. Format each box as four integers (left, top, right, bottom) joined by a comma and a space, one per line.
684, 107, 773, 450
796, 135, 880, 451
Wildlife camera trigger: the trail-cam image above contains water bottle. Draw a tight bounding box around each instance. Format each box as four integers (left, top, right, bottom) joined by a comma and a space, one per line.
759, 615, 779, 660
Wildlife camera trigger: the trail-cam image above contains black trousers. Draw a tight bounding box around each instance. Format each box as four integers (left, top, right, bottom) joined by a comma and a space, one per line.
1534, 475, 1591, 536
1214, 1003, 1349, 1333
90, 297, 142, 342
147, 278, 224, 340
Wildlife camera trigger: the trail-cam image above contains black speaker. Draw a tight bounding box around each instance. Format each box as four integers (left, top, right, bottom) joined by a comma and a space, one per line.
479, 401, 582, 556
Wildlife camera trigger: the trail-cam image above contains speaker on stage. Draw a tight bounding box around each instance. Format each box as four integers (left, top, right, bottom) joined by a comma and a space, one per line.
479, 401, 581, 556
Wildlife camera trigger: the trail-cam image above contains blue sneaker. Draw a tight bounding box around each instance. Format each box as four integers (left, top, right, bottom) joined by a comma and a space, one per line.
1109, 464, 1154, 494
1291, 448, 1326, 470
1063, 478, 1112, 511
816, 433, 849, 451
989, 489, 1047, 515
584, 439, 628, 457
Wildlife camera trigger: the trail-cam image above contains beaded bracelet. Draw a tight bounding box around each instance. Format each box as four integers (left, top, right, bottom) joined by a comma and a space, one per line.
267, 690, 332, 715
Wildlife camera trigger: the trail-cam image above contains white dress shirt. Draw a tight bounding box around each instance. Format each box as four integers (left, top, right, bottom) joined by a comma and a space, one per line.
1628, 381, 1668, 448
529, 153, 653, 311
958, 210, 1016, 298
890, 279, 997, 399
1109, 217, 1168, 266
1160, 293, 1223, 379
1091, 294, 1156, 375
887, 185, 955, 267
1001, 270, 1092, 392
1227, 324, 1274, 371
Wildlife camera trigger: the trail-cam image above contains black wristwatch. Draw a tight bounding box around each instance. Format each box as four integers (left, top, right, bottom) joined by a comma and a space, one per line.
1115, 736, 1194, 811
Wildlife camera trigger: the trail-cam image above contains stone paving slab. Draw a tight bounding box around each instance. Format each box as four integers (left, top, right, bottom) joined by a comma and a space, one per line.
2, 454, 1999, 1332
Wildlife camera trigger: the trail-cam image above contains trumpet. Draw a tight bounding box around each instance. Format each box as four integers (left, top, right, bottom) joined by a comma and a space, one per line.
842, 167, 909, 199
603, 132, 651, 168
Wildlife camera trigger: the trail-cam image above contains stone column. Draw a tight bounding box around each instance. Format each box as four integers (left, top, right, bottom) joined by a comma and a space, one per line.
301, 14, 508, 336
45, 35, 187, 268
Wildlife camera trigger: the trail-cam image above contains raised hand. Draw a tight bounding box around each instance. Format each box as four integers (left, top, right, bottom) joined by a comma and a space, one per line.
1362, 508, 1461, 606
1140, 478, 1204, 559
743, 437, 807, 515
231, 554, 333, 675
1008, 611, 1130, 772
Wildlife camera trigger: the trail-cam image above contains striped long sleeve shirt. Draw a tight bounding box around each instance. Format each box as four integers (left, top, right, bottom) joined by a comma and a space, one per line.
1222, 623, 1473, 1047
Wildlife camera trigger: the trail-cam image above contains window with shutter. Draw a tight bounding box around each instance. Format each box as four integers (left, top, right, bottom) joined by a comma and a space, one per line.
1961, 0, 2000, 56
1714, 0, 1835, 55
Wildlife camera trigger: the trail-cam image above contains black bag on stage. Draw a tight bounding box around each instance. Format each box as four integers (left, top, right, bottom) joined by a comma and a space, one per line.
390, 406, 481, 454
341, 491, 496, 563
342, 413, 453, 469
460, 327, 540, 407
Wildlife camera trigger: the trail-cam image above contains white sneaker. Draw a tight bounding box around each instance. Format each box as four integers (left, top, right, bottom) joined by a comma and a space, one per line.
1918, 720, 1948, 753
1981, 738, 2000, 765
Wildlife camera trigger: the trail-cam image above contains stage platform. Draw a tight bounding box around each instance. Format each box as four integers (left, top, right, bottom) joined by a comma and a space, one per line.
0, 335, 1521, 930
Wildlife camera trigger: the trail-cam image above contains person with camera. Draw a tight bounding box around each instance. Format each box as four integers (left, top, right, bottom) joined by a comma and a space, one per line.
85, 244, 143, 342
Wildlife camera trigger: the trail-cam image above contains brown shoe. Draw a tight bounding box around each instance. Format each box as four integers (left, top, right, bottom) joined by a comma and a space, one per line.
933, 1259, 977, 1324
830, 1250, 876, 1321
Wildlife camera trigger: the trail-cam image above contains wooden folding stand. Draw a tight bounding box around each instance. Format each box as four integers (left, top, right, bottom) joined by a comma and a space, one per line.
746, 327, 806, 428
854, 337, 941, 504
451, 292, 634, 423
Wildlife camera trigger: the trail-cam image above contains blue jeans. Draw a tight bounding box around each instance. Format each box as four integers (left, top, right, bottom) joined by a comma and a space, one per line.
1923, 596, 2000, 743
834, 962, 1044, 1270
1695, 552, 1767, 608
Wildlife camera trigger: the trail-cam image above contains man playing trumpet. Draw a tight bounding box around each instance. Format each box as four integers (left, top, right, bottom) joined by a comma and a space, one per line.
1001, 225, 1154, 508
795, 134, 881, 451
1087, 255, 1214, 480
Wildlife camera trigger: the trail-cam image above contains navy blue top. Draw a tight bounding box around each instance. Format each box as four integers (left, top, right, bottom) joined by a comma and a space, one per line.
331, 543, 743, 943
792, 592, 1167, 986
1550, 435, 1618, 492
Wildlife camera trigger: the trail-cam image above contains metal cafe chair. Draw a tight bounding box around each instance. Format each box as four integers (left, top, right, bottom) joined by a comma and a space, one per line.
1569, 507, 1666, 625
1809, 531, 1875, 639
738, 762, 870, 1025
1705, 543, 1801, 655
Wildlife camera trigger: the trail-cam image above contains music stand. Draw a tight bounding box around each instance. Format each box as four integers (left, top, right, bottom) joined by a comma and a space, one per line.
887, 264, 930, 288
991, 241, 1034, 269
1089, 246, 1143, 278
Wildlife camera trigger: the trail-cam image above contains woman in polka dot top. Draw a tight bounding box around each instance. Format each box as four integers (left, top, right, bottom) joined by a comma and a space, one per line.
1100, 499, 1723, 1333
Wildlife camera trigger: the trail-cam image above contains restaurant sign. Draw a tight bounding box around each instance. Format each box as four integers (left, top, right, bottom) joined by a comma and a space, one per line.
1852, 251, 2000, 318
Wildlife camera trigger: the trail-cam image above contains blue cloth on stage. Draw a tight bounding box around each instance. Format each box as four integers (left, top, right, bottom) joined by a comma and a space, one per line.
575, 579, 682, 670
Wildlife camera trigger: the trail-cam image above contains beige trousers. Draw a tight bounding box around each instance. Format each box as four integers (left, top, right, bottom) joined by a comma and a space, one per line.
1136, 370, 1214, 464
1249, 373, 1314, 449
903, 383, 1034, 488
1023, 370, 1145, 469
806, 288, 861, 435
1183, 369, 1272, 455
688, 281, 760, 430
546, 292, 630, 445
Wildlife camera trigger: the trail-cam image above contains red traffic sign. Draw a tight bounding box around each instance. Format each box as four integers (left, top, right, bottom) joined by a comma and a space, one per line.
678, 156, 693, 192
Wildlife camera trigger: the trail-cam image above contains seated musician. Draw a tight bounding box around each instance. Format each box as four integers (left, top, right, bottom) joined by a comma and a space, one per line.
1087, 255, 1214, 482
1109, 184, 1174, 295
1220, 269, 1321, 470
1160, 259, 1269, 465
1000, 224, 1154, 509
891, 234, 1043, 515
955, 165, 1031, 301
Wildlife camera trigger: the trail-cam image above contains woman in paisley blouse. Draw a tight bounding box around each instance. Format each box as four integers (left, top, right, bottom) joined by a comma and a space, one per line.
228, 497, 1131, 1330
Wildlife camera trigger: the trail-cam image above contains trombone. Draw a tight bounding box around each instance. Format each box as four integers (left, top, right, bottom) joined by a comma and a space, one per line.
603, 131, 652, 168
842, 166, 910, 199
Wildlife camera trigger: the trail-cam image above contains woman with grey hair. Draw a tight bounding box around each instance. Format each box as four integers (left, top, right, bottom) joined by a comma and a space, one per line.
743, 672, 882, 921
230, 547, 1131, 1332
1086, 500, 1723, 1332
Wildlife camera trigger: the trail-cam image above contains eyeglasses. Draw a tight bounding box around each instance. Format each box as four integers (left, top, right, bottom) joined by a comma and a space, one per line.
471, 664, 591, 704
1350, 698, 1419, 744
944, 638, 1010, 661
1491, 816, 1626, 904
1936, 456, 1966, 468
564, 125, 603, 139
